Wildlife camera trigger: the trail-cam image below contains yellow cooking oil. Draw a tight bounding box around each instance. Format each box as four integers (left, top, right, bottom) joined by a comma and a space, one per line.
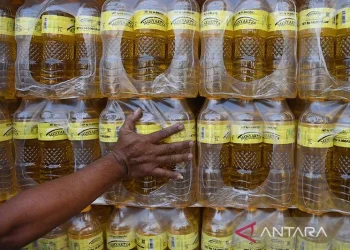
37, 224, 68, 250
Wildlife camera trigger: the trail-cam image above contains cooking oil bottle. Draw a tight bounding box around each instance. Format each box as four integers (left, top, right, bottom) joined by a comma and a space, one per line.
68, 205, 104, 250
21, 243, 36, 250
40, 1, 75, 86
167, 208, 199, 250
106, 205, 137, 250
0, 0, 15, 98
75, 0, 101, 97
266, 0, 297, 95
233, 0, 270, 96
201, 207, 235, 250
133, 0, 168, 91
197, 98, 231, 205
0, 100, 16, 202
200, 0, 234, 96
38, 99, 73, 183
15, 0, 43, 87
100, 0, 135, 97
68, 99, 100, 172
166, 0, 200, 97
136, 208, 168, 250
92, 205, 113, 243
332, 216, 350, 249
37, 224, 68, 250
256, 99, 295, 209
298, 0, 336, 99
13, 99, 46, 190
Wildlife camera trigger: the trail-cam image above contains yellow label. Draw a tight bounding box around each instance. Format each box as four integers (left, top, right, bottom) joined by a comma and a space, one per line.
107, 231, 136, 250
68, 120, 99, 141
266, 236, 296, 250
231, 122, 263, 144
134, 10, 167, 31
15, 17, 42, 36
37, 235, 68, 250
201, 10, 233, 32
38, 123, 68, 141
269, 11, 298, 32
299, 8, 336, 31
21, 243, 35, 250
0, 17, 15, 36
201, 233, 232, 250
100, 122, 124, 143
101, 11, 134, 32
332, 239, 350, 250
263, 122, 295, 145
296, 237, 330, 250
75, 15, 100, 34
168, 231, 199, 250
136, 124, 162, 135
0, 120, 13, 142
233, 238, 265, 250
136, 233, 167, 250
337, 8, 350, 29
69, 233, 104, 250
334, 124, 350, 148
13, 122, 38, 140
42, 15, 75, 36
233, 10, 269, 31
297, 124, 334, 148
164, 121, 196, 143
197, 122, 231, 144
168, 10, 200, 31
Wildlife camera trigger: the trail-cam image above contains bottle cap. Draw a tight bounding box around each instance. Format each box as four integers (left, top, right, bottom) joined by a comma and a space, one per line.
82, 205, 92, 213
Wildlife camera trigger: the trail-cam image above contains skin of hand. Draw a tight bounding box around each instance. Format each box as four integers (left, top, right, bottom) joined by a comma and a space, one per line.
0, 108, 193, 249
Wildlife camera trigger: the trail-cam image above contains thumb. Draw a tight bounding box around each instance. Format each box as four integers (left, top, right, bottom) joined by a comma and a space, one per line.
151, 167, 183, 180
123, 108, 142, 130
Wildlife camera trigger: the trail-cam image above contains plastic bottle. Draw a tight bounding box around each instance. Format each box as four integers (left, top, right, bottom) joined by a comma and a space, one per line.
232, 0, 270, 96
133, 0, 168, 90
68, 99, 100, 172
0, 0, 15, 98
200, 0, 234, 96
298, 0, 336, 99
21, 243, 36, 250
197, 98, 231, 205
167, 208, 199, 250
38, 99, 73, 183
75, 0, 101, 97
37, 224, 69, 250
68, 205, 104, 250
40, 1, 75, 86
256, 99, 295, 209
266, 0, 297, 95
136, 208, 168, 250
13, 99, 46, 190
91, 205, 113, 243
106, 205, 137, 250
100, 0, 135, 97
166, 0, 200, 97
332, 216, 350, 249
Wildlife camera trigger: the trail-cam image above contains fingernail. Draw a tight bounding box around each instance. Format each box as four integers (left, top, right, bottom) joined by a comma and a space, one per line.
188, 154, 193, 160
189, 141, 194, 147
176, 174, 183, 180
178, 124, 184, 130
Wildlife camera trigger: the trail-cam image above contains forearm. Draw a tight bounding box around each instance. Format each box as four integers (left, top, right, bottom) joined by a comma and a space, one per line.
0, 153, 124, 248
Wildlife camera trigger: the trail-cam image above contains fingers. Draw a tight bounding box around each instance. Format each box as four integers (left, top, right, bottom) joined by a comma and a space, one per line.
156, 141, 194, 155
122, 108, 142, 130
156, 153, 193, 165
149, 123, 184, 143
151, 167, 183, 180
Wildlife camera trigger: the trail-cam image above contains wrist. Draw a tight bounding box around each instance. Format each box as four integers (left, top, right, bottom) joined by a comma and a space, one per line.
110, 150, 129, 179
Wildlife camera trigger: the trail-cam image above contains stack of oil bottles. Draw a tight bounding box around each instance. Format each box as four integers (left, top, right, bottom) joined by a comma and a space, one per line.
0, 0, 350, 249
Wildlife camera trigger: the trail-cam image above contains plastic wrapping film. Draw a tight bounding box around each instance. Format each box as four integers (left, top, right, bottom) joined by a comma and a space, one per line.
15, 0, 102, 99
197, 98, 296, 209
199, 0, 297, 99
100, 0, 200, 98
297, 100, 350, 215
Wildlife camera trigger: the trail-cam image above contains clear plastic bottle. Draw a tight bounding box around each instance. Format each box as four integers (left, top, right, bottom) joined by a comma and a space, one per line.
256, 99, 295, 209
21, 242, 36, 250
232, 0, 270, 96
298, 0, 336, 99
167, 208, 199, 250
37, 224, 69, 250
75, 0, 101, 97
197, 98, 231, 205
0, 0, 15, 98
38, 99, 73, 183
200, 0, 234, 96
68, 205, 104, 250
332, 216, 350, 249
68, 99, 100, 172
91, 205, 113, 243
136, 208, 168, 250
100, 0, 135, 97
40, 1, 75, 86
106, 205, 137, 250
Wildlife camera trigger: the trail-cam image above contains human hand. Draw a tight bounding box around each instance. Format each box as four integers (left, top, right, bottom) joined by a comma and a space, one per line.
112, 108, 194, 180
